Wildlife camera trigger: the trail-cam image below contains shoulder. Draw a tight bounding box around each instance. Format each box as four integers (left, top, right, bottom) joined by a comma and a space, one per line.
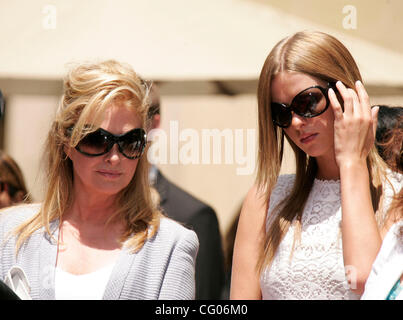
0, 203, 41, 232
237, 184, 267, 237
158, 217, 198, 238
243, 183, 267, 212
0, 204, 41, 275
152, 217, 199, 253
241, 175, 296, 217
274, 174, 296, 190
267, 174, 295, 208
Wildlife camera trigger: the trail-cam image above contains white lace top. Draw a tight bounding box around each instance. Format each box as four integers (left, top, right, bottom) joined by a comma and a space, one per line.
260, 173, 402, 300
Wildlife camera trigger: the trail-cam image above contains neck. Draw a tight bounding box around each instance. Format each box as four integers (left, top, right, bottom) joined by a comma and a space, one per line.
65, 186, 119, 227
315, 153, 340, 181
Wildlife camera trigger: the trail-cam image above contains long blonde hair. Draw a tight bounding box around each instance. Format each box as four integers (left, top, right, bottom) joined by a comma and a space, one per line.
256, 31, 387, 272
14, 60, 160, 253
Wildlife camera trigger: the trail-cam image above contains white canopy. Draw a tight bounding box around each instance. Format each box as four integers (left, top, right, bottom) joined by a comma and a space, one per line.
0, 0, 402, 85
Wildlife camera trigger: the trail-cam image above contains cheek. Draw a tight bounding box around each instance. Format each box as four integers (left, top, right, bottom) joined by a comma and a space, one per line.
122, 159, 139, 183
69, 150, 98, 181
316, 111, 335, 140
0, 192, 12, 209
283, 127, 299, 146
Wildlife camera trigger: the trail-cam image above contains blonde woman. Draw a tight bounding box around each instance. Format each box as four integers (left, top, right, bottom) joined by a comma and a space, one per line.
231, 31, 402, 300
0, 60, 198, 300
0, 151, 31, 209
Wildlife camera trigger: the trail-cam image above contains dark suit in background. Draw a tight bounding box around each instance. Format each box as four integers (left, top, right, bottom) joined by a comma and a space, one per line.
153, 169, 225, 300
0, 280, 20, 300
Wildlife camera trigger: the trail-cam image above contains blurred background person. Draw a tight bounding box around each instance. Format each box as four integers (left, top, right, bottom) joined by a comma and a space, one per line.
362, 119, 402, 300
147, 83, 225, 300
375, 105, 403, 170
0, 89, 4, 121
0, 150, 31, 209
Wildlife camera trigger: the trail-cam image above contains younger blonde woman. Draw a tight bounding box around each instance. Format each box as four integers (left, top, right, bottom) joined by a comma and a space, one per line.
231, 31, 401, 300
0, 60, 198, 300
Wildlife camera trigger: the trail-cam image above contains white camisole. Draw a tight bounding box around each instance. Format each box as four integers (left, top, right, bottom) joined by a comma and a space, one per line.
55, 263, 115, 300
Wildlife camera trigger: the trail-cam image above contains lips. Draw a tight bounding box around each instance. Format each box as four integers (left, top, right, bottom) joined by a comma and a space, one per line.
300, 133, 318, 144
96, 170, 123, 178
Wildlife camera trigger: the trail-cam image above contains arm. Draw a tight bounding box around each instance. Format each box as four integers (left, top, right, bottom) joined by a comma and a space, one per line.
230, 184, 267, 300
329, 80, 381, 295
158, 229, 199, 300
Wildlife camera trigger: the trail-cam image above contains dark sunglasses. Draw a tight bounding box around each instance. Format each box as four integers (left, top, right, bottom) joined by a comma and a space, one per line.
271, 83, 336, 128
0, 181, 18, 198
68, 127, 147, 160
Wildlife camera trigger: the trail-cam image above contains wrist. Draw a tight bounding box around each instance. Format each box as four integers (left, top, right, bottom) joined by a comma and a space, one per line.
338, 159, 367, 171
339, 160, 369, 181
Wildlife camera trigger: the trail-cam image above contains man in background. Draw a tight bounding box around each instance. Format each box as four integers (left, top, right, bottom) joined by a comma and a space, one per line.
147, 83, 225, 300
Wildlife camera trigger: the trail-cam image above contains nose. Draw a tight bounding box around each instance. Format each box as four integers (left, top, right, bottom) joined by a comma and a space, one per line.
290, 112, 308, 128
104, 143, 122, 164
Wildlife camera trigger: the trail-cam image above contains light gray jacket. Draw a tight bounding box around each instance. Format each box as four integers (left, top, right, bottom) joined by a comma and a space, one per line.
0, 204, 199, 300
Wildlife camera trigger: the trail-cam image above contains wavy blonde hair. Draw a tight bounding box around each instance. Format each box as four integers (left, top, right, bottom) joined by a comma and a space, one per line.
14, 59, 160, 253
256, 31, 388, 272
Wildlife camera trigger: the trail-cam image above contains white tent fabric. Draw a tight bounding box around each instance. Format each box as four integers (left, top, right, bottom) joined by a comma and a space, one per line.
0, 0, 402, 84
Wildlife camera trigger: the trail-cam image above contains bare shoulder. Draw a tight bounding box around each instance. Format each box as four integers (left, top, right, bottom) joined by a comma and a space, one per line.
242, 184, 267, 219
235, 183, 267, 255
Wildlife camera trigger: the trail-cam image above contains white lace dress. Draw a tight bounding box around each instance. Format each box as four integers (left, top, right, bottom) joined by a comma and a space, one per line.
260, 173, 401, 300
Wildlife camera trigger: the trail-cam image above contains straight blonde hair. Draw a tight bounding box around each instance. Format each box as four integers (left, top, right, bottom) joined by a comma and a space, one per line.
256, 31, 388, 272
14, 60, 160, 253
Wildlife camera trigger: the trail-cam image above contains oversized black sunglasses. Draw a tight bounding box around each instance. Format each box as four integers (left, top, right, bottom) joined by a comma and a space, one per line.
0, 181, 19, 198
68, 127, 147, 160
271, 83, 336, 128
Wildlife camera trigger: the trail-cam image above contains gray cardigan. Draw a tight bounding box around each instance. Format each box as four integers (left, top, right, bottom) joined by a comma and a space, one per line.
0, 204, 199, 300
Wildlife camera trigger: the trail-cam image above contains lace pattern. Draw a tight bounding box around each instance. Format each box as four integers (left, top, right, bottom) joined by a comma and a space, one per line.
260, 173, 401, 300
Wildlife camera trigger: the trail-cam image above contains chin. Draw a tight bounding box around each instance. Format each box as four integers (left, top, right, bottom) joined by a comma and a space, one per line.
91, 182, 129, 197
300, 146, 324, 158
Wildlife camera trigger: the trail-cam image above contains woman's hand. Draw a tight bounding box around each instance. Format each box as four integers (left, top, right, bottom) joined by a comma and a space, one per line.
329, 80, 382, 295
328, 80, 379, 169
